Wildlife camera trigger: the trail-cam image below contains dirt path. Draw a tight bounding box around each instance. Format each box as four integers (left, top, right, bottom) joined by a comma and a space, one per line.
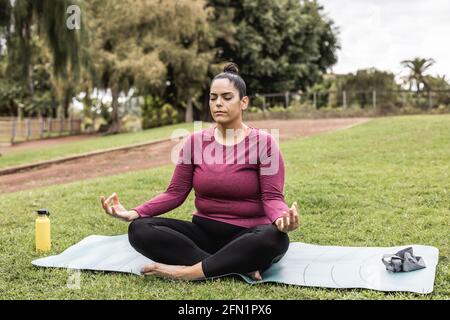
0, 118, 370, 193
0, 133, 100, 154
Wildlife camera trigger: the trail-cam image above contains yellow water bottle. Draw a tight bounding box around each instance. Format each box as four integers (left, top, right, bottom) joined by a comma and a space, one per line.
35, 209, 51, 252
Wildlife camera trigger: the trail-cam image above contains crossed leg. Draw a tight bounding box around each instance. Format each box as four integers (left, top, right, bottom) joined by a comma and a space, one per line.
128, 216, 289, 281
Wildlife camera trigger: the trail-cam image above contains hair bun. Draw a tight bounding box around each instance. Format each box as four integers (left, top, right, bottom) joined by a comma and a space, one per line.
223, 62, 239, 75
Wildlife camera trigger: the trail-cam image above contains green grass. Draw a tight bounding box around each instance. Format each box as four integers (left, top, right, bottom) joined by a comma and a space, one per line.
0, 114, 449, 299
0, 122, 211, 169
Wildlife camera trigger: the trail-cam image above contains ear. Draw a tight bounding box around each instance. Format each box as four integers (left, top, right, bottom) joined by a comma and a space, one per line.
241, 96, 249, 110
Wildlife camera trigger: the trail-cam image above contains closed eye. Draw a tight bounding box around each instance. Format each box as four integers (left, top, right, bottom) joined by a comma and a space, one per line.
210, 97, 232, 101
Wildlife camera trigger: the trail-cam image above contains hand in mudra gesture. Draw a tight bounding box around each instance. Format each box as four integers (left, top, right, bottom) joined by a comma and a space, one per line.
275, 201, 300, 233
100, 192, 139, 222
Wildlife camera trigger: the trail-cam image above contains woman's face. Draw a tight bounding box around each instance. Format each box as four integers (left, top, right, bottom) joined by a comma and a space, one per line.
209, 78, 248, 125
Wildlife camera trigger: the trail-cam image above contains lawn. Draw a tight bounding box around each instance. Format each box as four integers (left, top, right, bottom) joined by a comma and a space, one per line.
0, 122, 211, 169
0, 114, 448, 299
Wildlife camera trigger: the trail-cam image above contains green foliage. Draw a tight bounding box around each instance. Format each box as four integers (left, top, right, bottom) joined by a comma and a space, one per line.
401, 57, 435, 93
248, 106, 262, 113
210, 0, 339, 94
341, 68, 400, 109
0, 0, 11, 31
160, 103, 179, 126
0, 36, 58, 117
310, 69, 401, 109
141, 96, 180, 129
267, 105, 286, 113
0, 0, 86, 119
86, 0, 215, 128
0, 74, 25, 116
423, 75, 450, 107
249, 95, 265, 110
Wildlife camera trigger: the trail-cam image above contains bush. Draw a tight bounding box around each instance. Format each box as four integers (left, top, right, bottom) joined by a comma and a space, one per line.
160, 103, 179, 126
248, 106, 262, 113
268, 105, 286, 113
251, 95, 266, 110
141, 96, 179, 129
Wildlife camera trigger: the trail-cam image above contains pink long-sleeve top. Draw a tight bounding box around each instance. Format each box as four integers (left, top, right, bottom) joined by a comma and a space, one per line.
132, 125, 290, 228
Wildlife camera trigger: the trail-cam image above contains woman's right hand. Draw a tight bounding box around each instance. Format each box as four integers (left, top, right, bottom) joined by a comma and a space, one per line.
100, 192, 140, 222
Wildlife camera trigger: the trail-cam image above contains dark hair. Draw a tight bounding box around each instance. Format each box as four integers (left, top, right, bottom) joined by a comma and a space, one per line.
212, 62, 247, 99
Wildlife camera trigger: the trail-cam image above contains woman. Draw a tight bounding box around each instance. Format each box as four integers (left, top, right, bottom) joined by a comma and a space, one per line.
100, 63, 299, 281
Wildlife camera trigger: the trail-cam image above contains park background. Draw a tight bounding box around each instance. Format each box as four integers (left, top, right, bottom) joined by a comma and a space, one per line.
0, 0, 448, 300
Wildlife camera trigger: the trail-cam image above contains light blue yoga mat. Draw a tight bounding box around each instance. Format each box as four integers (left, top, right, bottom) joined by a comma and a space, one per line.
32, 234, 439, 294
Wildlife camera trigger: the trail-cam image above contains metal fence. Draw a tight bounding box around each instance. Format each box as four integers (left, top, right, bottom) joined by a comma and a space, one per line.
0, 117, 82, 145
249, 89, 450, 110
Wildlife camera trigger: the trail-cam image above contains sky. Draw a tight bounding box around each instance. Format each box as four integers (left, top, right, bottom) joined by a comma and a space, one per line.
319, 0, 450, 81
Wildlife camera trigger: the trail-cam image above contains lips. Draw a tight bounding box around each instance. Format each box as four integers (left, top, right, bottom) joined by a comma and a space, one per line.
214, 112, 226, 115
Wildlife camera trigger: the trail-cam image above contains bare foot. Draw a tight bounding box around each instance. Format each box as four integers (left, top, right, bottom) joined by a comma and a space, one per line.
141, 262, 203, 281
247, 270, 262, 281
141, 262, 262, 281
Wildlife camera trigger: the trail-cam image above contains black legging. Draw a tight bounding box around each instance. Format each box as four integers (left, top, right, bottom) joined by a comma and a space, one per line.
128, 215, 290, 278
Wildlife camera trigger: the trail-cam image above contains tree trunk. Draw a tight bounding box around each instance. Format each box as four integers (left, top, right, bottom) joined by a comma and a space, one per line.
51, 96, 58, 118
22, 23, 33, 121
26, 62, 34, 97
63, 88, 71, 120
23, 20, 34, 98
92, 113, 96, 133
110, 86, 120, 133
185, 95, 193, 122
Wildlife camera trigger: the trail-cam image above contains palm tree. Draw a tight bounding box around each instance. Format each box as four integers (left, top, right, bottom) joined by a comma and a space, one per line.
401, 57, 435, 93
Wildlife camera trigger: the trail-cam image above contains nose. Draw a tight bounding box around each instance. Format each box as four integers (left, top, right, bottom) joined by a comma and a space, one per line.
215, 97, 223, 108
216, 99, 222, 109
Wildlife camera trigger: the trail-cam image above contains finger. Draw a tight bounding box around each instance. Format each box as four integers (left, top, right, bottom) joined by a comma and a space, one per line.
104, 193, 116, 206
286, 210, 294, 230
104, 203, 113, 215
293, 209, 299, 226
289, 207, 295, 221
101, 196, 112, 214
277, 218, 283, 231
283, 215, 289, 230
104, 199, 115, 215
288, 215, 295, 231
112, 193, 120, 205
278, 213, 286, 230
111, 205, 118, 216
290, 207, 298, 228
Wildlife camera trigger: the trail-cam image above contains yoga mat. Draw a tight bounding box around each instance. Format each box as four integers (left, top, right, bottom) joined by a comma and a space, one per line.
32, 234, 439, 294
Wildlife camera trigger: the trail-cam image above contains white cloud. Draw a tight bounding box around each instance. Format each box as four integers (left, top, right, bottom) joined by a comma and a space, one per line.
319, 0, 450, 79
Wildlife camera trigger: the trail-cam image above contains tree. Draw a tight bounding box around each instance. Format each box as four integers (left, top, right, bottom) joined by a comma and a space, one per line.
340, 68, 400, 108
0, 31, 57, 117
0, 0, 11, 47
423, 74, 450, 107
86, 0, 215, 131
3, 0, 86, 118
401, 57, 436, 93
206, 0, 339, 95
85, 0, 167, 133
157, 0, 216, 122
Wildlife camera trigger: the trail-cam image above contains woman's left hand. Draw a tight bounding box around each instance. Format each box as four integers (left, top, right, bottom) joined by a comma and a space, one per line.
275, 201, 300, 233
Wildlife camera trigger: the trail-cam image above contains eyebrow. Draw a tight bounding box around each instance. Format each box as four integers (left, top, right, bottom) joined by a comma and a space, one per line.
210, 92, 234, 96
